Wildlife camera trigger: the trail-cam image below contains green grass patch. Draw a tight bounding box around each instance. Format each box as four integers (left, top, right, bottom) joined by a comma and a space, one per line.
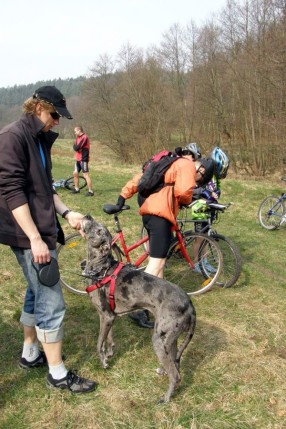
1, 140, 286, 428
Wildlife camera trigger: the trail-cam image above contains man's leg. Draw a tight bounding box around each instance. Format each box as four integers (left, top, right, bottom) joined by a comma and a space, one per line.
83, 172, 93, 192
73, 171, 80, 190
82, 165, 94, 196
15, 247, 96, 393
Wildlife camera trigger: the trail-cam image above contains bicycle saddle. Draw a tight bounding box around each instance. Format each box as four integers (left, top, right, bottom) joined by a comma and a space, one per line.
103, 204, 130, 215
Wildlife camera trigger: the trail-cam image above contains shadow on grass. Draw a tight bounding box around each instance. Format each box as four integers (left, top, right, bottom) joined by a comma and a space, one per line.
176, 319, 227, 399
0, 312, 48, 410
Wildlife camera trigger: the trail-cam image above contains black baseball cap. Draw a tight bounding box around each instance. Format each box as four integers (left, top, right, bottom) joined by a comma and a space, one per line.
33, 86, 73, 119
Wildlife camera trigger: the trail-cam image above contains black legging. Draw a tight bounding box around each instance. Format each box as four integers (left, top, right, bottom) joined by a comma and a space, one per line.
142, 214, 173, 258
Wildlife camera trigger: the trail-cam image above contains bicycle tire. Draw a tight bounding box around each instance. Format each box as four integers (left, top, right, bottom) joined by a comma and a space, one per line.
57, 232, 122, 295
164, 231, 222, 296
210, 233, 242, 288
64, 176, 87, 191
257, 195, 285, 230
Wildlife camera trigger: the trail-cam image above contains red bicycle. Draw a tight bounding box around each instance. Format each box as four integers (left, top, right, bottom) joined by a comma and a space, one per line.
57, 204, 222, 297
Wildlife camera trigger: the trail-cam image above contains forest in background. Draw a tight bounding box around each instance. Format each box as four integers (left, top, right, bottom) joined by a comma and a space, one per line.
0, 0, 285, 176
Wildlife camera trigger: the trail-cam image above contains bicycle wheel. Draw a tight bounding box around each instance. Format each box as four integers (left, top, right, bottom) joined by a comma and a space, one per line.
64, 176, 87, 191
211, 233, 242, 288
164, 231, 222, 296
57, 232, 122, 295
258, 195, 285, 230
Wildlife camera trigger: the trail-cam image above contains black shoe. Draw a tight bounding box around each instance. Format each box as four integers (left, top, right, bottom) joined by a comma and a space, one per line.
71, 189, 80, 194
128, 311, 154, 329
85, 191, 94, 197
19, 350, 47, 369
47, 370, 97, 394
19, 350, 66, 369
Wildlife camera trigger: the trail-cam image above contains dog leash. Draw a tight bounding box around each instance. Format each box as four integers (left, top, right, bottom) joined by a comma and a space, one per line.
86, 262, 125, 312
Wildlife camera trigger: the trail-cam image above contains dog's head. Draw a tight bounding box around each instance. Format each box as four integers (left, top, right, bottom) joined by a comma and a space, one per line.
81, 214, 113, 260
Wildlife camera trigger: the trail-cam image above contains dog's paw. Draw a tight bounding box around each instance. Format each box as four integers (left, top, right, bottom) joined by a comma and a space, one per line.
156, 395, 168, 405
156, 367, 167, 376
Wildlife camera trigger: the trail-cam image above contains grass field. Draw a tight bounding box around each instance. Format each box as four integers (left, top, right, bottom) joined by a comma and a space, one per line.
0, 139, 286, 429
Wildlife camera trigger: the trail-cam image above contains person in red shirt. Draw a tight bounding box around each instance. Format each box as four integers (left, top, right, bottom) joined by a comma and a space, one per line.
73, 126, 94, 196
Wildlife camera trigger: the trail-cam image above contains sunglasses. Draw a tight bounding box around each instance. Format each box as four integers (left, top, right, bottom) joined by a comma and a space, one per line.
197, 166, 205, 178
50, 111, 61, 120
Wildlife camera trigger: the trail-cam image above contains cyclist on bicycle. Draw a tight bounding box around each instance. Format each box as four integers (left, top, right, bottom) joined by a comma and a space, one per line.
115, 155, 215, 327
182, 145, 230, 273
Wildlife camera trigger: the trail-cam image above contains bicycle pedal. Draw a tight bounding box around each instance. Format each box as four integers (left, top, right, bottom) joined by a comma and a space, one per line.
202, 278, 212, 287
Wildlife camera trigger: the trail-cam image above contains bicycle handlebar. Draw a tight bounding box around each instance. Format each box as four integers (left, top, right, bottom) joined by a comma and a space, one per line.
181, 201, 232, 212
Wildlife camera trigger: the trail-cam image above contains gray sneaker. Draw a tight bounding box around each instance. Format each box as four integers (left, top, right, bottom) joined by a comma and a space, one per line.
86, 191, 94, 197
47, 370, 97, 394
19, 350, 47, 369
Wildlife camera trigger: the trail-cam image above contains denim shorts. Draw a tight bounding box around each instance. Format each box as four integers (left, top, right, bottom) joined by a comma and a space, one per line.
11, 247, 65, 343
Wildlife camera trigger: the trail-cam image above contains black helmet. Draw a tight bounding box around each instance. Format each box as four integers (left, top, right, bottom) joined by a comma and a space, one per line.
197, 157, 215, 186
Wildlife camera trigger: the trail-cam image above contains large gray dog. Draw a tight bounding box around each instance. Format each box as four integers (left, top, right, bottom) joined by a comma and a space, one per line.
81, 214, 196, 403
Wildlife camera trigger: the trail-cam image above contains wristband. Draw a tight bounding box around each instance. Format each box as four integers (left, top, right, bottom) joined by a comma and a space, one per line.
62, 209, 71, 219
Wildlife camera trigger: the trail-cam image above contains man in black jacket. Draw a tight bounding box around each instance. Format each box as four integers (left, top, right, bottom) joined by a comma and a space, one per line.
0, 86, 96, 393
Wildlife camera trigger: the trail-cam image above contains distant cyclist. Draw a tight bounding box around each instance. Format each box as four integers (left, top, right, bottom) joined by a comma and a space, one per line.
73, 126, 94, 197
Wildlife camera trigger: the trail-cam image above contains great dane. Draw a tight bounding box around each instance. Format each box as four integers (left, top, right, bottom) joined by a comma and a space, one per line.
81, 214, 196, 403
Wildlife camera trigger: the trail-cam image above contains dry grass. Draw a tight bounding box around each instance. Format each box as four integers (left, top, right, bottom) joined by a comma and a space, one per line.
1, 140, 286, 429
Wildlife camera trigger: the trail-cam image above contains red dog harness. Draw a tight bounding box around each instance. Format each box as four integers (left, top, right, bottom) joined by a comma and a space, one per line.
86, 262, 124, 312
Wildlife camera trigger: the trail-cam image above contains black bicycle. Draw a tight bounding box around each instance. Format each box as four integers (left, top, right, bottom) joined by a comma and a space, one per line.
257, 177, 286, 230
52, 175, 87, 192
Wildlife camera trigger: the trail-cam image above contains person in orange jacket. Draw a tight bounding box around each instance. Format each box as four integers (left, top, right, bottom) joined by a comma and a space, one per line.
116, 154, 215, 327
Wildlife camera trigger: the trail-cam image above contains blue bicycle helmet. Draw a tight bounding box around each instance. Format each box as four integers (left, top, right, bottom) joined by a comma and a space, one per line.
211, 147, 229, 179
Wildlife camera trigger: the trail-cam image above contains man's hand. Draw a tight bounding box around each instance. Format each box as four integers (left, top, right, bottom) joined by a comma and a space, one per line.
65, 211, 85, 230
30, 236, 51, 264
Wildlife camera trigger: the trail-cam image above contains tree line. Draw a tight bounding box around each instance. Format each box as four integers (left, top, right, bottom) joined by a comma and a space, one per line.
1, 0, 285, 176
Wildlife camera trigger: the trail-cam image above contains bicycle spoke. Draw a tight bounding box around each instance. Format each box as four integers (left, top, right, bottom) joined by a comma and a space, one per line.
211, 234, 242, 288
57, 233, 89, 295
164, 231, 222, 296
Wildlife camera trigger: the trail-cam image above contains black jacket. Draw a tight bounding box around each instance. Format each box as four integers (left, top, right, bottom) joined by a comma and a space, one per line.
0, 114, 64, 249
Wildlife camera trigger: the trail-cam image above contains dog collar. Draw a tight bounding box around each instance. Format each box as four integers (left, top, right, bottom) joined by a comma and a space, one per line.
86, 262, 125, 312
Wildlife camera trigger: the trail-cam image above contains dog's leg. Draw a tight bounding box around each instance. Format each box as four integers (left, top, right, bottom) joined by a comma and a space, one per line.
97, 311, 116, 369
105, 328, 115, 359
152, 331, 181, 404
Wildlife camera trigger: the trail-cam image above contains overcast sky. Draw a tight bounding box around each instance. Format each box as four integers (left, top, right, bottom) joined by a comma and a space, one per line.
1, 0, 227, 88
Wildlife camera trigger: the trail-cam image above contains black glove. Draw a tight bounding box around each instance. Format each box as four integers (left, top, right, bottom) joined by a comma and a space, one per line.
117, 195, 125, 209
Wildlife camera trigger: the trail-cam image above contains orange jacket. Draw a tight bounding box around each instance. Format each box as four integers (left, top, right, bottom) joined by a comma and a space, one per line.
120, 157, 196, 226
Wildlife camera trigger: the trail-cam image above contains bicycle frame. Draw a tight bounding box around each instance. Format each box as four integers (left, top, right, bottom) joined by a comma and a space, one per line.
269, 195, 286, 217
111, 212, 150, 266
110, 210, 195, 269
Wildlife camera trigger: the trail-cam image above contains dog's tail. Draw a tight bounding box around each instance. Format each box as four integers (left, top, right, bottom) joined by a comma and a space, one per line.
176, 306, 196, 362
